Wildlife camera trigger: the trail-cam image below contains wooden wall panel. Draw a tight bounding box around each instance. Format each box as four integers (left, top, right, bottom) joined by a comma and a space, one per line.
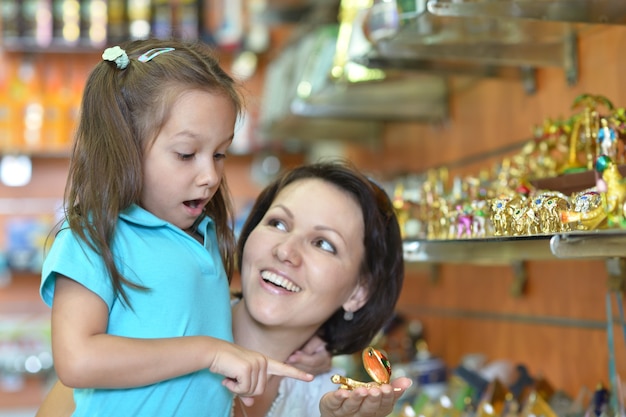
350, 25, 626, 399
396, 260, 622, 398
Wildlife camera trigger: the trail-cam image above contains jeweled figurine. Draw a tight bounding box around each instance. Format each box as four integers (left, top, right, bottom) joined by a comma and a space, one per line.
331, 346, 392, 390
597, 117, 618, 160
561, 155, 626, 230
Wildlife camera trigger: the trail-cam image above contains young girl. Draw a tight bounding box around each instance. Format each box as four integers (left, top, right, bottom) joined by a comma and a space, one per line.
39, 38, 311, 417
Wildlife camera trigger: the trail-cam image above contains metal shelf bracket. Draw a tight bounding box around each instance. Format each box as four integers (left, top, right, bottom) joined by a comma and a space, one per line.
510, 260, 528, 297
564, 29, 579, 86
606, 257, 626, 293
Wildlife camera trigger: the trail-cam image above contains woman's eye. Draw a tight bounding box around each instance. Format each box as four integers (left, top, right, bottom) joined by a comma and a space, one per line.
268, 218, 287, 231
314, 239, 336, 254
214, 152, 227, 161
177, 153, 195, 161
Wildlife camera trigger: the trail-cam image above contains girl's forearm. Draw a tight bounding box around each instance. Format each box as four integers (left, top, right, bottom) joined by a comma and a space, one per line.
54, 334, 222, 388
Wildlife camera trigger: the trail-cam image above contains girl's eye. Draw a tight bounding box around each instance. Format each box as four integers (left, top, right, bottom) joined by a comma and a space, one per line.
177, 153, 195, 161
214, 152, 227, 161
314, 238, 336, 254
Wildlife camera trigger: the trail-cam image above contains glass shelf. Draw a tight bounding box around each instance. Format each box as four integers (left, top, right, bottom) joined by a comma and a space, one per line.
550, 230, 626, 259
426, 0, 626, 25
403, 230, 626, 264
364, 7, 580, 85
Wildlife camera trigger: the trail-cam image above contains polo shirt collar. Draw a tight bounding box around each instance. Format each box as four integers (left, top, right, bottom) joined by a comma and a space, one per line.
120, 204, 214, 241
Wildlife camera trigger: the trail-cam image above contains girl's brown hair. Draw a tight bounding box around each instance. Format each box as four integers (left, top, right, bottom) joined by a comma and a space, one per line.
64, 38, 242, 306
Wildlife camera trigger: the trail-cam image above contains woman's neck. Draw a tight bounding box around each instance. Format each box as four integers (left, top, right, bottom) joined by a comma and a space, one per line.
231, 300, 317, 362
231, 300, 322, 417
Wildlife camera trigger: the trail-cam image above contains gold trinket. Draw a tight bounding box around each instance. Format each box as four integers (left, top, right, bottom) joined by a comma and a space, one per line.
331, 346, 392, 390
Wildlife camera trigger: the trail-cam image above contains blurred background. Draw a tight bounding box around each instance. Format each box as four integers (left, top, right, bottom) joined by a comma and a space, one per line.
2, 0, 626, 416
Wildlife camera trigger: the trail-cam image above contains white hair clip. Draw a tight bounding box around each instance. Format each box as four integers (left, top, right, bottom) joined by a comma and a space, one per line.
138, 47, 175, 63
102, 46, 129, 70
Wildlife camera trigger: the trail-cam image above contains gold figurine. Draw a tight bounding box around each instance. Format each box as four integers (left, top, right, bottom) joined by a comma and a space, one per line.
331, 346, 392, 390
561, 155, 626, 230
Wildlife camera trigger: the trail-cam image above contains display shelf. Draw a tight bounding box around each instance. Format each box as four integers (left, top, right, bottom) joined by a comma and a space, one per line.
361, 3, 581, 88
0, 150, 72, 159
0, 43, 102, 54
550, 230, 626, 259
403, 230, 626, 264
0, 271, 51, 410
403, 234, 553, 264
426, 0, 626, 25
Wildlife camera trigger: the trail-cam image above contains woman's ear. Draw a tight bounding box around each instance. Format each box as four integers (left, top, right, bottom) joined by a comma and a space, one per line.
343, 284, 369, 313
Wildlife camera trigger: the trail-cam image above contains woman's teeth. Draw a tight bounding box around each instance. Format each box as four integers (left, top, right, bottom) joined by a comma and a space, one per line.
261, 271, 302, 293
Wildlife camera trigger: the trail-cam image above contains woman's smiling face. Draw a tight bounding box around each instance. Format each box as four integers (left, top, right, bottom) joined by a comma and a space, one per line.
240, 178, 367, 330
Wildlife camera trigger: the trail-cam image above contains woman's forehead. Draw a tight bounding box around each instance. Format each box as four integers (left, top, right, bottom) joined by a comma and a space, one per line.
275, 178, 355, 208
272, 179, 364, 234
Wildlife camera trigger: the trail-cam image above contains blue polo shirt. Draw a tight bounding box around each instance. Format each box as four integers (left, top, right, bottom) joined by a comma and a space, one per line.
41, 204, 233, 417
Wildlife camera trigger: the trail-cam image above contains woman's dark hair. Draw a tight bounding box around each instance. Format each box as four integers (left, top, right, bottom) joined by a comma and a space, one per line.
236, 161, 404, 355
64, 38, 242, 306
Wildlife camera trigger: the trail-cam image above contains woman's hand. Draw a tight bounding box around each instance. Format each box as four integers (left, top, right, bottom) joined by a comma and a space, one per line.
319, 377, 412, 417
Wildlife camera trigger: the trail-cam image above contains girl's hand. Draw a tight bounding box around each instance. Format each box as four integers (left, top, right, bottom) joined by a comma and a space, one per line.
319, 377, 412, 417
286, 335, 332, 375
212, 342, 313, 401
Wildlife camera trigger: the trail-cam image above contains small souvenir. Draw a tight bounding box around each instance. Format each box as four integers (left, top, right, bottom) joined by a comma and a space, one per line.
533, 376, 555, 402
502, 393, 520, 417
508, 364, 534, 400
511, 205, 539, 236
490, 197, 513, 236
331, 346, 391, 390
520, 390, 559, 417
447, 374, 477, 411
455, 204, 474, 239
597, 118, 618, 160
584, 383, 610, 417
566, 94, 615, 172
531, 192, 571, 234
476, 379, 511, 417
561, 156, 626, 230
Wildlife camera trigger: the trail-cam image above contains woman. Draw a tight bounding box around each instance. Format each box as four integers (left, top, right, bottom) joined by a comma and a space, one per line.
37, 161, 411, 417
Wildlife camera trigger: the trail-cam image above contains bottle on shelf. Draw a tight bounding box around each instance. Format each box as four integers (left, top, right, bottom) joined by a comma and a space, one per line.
79, 0, 108, 48
20, 59, 45, 151
128, 0, 151, 40
52, 0, 81, 47
107, 0, 129, 43
42, 63, 72, 151
151, 0, 173, 39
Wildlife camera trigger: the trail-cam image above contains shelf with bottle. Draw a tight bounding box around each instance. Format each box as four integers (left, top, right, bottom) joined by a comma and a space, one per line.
0, 49, 92, 156
0, 0, 244, 54
0, 267, 53, 411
